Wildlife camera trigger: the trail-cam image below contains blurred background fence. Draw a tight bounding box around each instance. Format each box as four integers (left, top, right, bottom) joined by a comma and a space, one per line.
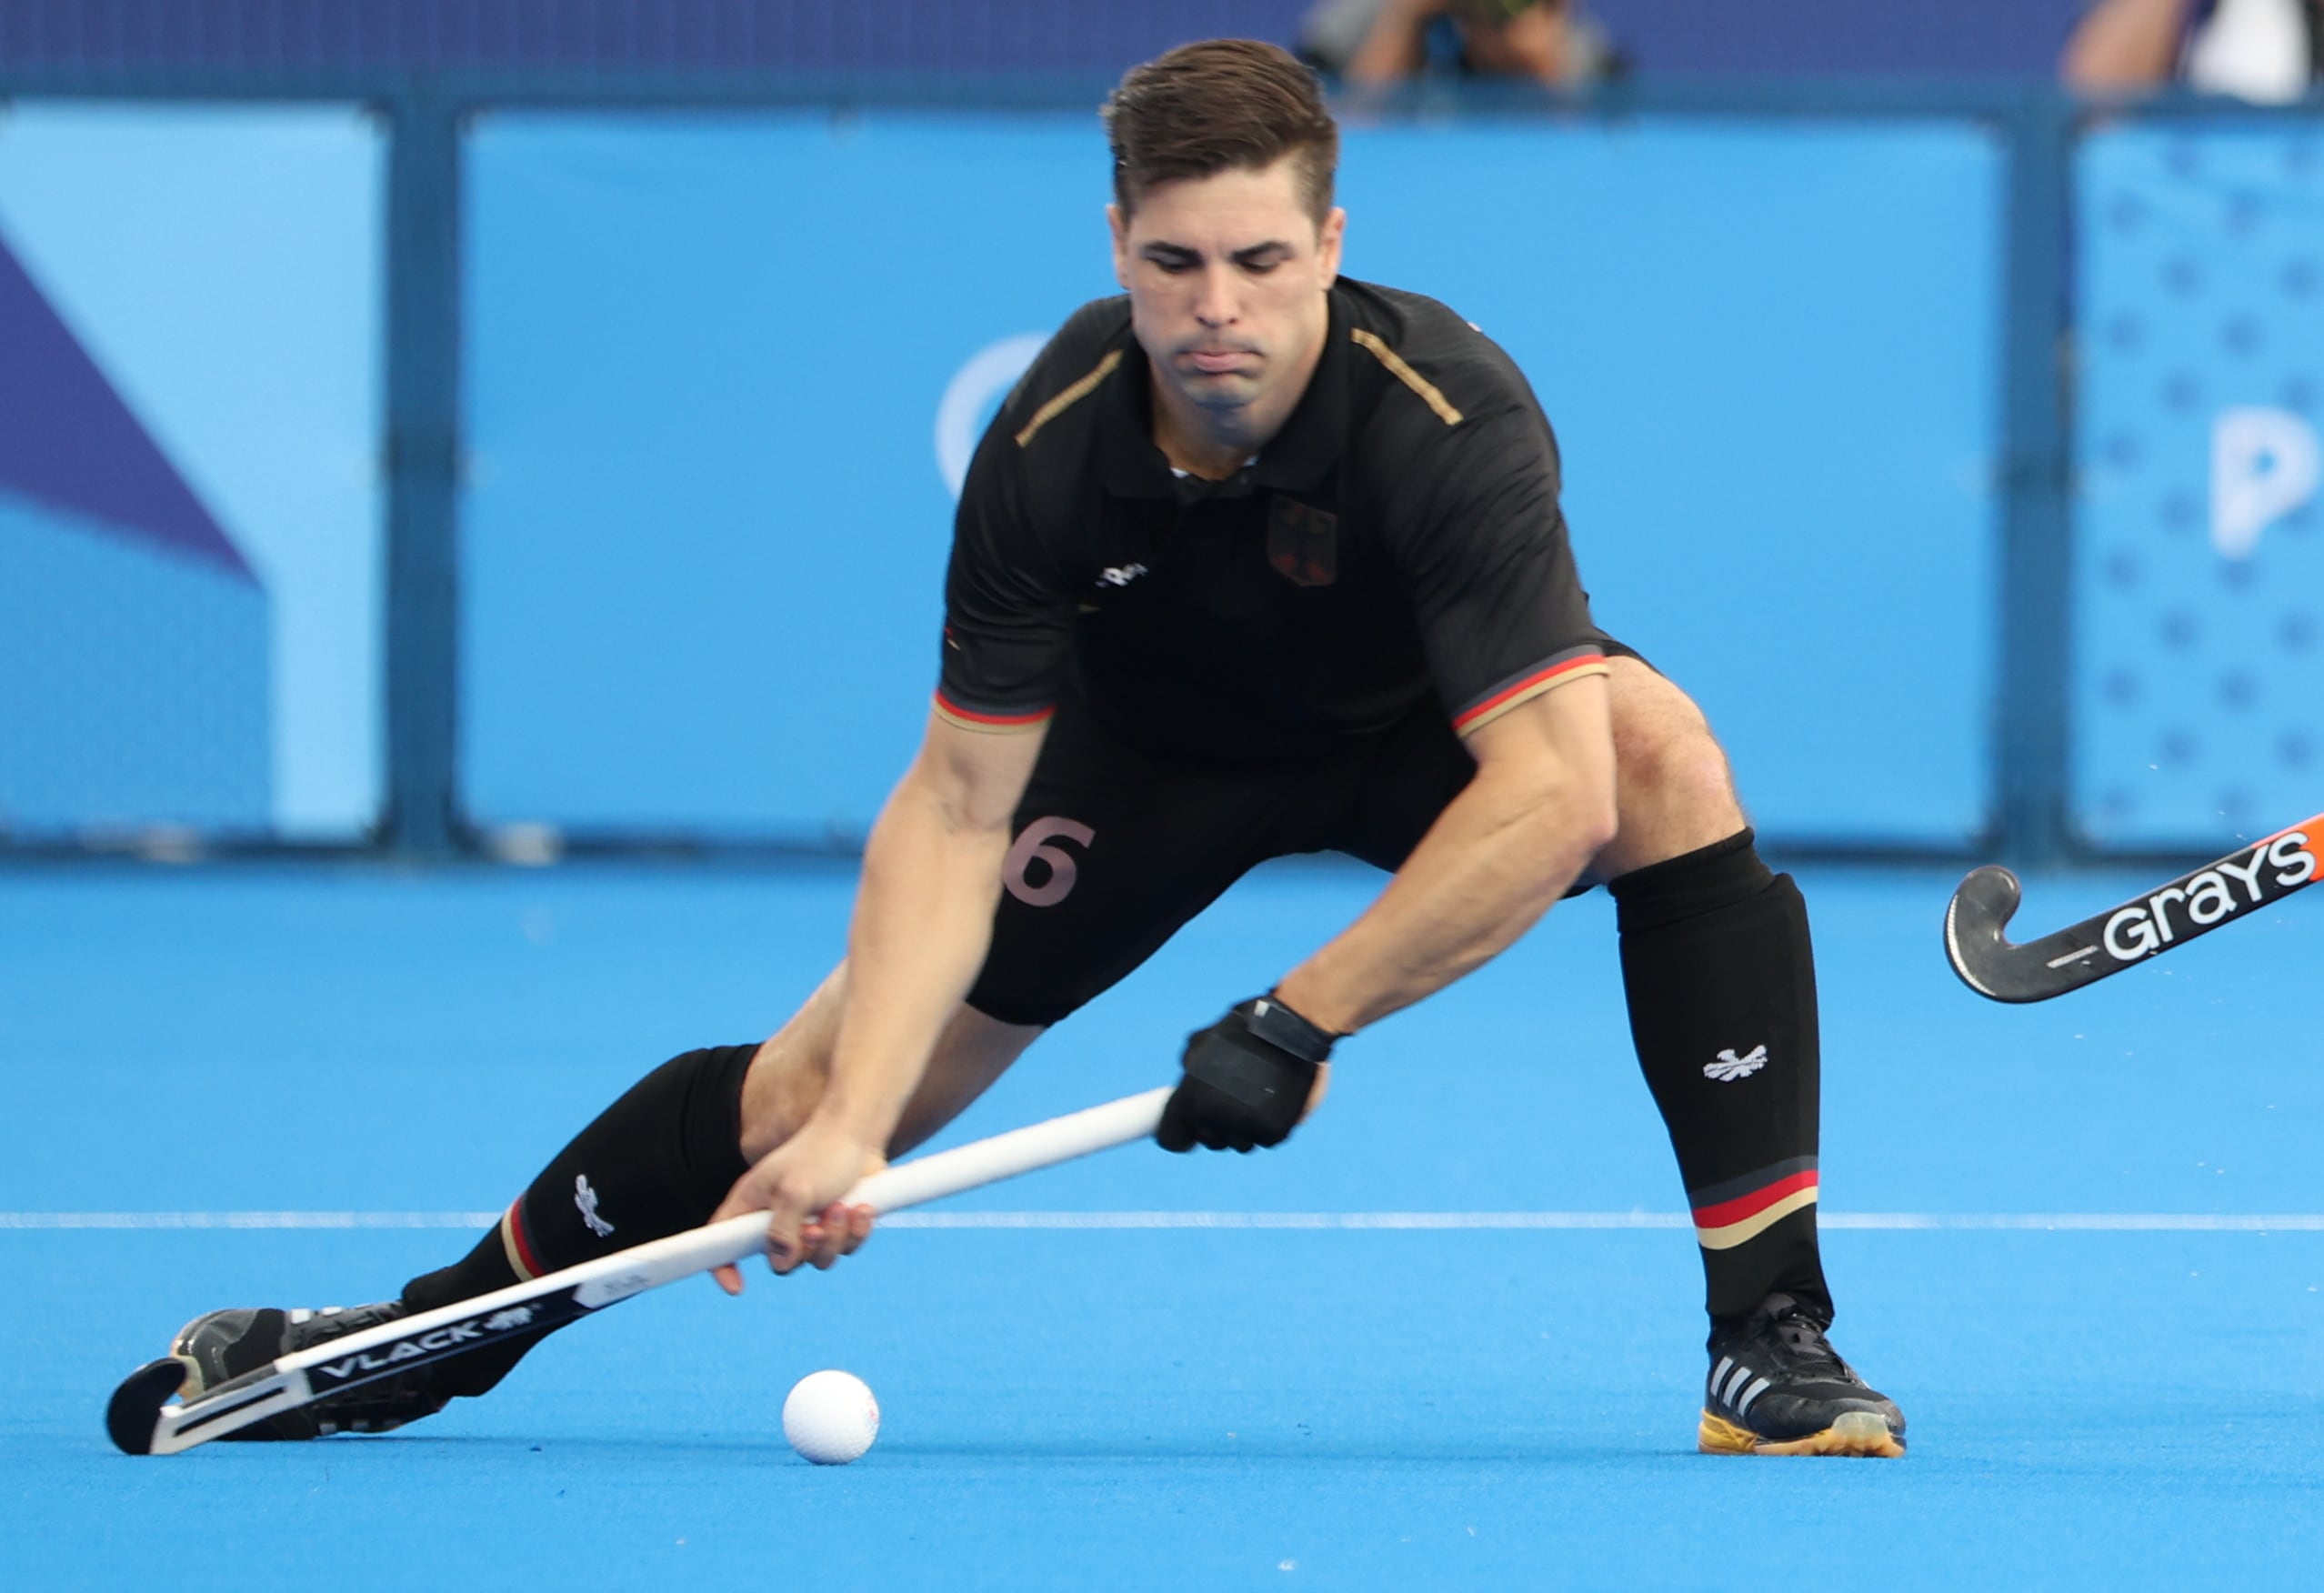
0, 2, 2318, 866
0, 1, 2095, 76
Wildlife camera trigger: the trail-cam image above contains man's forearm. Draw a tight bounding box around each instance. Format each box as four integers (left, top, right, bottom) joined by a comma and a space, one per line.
1276, 758, 1611, 1035
816, 766, 1013, 1147
1347, 0, 1439, 83
2063, 0, 2192, 88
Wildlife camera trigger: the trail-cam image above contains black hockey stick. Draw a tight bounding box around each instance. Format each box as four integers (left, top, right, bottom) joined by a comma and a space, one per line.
1944, 811, 2319, 1003
106, 1087, 1168, 1455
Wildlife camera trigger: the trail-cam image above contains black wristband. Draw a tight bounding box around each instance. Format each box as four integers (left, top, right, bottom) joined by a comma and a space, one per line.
1157, 996, 1337, 1154
1247, 994, 1337, 1064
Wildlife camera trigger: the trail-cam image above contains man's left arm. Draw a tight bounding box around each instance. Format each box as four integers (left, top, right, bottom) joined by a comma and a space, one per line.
1156, 678, 1613, 1153
1295, 400, 1618, 1029
1277, 674, 1614, 1033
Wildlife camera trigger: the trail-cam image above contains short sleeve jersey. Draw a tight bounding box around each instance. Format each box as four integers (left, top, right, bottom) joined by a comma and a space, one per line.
937, 277, 1608, 766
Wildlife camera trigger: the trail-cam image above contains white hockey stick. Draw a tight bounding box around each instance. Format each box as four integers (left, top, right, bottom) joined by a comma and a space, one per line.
108, 1087, 1171, 1456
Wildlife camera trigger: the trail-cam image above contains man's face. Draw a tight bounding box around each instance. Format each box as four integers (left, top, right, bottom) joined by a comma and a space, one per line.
1109, 158, 1346, 426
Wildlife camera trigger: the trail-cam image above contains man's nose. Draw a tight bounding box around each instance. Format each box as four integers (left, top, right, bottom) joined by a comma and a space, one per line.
1193, 264, 1238, 326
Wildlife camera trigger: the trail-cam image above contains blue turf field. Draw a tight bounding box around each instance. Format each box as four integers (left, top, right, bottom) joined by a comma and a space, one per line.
4, 861, 2320, 1588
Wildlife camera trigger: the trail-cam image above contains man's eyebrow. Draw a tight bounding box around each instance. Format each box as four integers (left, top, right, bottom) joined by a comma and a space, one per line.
1137, 240, 1295, 266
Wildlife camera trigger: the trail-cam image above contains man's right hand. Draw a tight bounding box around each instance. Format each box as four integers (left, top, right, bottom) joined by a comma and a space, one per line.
707, 1119, 888, 1292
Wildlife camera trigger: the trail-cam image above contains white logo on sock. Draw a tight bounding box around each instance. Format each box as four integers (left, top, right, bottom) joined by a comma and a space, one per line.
575, 1175, 616, 1238
1705, 1045, 1768, 1083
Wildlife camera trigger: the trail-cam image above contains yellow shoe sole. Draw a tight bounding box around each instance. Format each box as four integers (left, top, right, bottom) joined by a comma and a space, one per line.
1698, 1408, 1905, 1458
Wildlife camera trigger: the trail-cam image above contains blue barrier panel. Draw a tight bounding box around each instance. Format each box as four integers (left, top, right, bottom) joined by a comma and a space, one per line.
2073, 124, 2324, 851
463, 112, 2001, 845
463, 115, 1111, 838
0, 105, 385, 841
1338, 119, 2002, 846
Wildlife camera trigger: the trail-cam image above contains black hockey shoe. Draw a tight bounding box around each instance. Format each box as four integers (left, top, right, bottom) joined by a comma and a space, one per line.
1698, 1292, 1906, 1457
171, 1303, 449, 1439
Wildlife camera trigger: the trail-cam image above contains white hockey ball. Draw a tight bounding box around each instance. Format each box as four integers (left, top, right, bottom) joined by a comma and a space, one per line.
783, 1369, 880, 1465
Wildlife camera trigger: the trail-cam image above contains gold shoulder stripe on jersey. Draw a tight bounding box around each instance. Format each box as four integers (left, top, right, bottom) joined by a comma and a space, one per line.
1350, 328, 1463, 426
1014, 348, 1125, 448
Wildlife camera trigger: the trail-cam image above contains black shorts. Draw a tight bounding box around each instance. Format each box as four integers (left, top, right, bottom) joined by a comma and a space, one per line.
966, 639, 1640, 1028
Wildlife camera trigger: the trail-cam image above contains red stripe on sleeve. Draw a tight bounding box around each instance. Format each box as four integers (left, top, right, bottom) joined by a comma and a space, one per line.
1451, 652, 1606, 732
934, 691, 1053, 728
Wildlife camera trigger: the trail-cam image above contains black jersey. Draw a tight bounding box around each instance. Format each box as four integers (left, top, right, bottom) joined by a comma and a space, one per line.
936, 277, 1608, 766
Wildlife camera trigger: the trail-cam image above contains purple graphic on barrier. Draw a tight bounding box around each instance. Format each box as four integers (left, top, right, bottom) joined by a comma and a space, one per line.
0, 228, 253, 580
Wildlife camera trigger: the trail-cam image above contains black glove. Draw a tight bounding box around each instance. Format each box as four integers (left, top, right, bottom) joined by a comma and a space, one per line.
1157, 995, 1339, 1154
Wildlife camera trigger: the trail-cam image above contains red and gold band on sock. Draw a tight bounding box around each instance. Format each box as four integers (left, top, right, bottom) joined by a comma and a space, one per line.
1688, 1157, 1818, 1250
498, 1198, 546, 1282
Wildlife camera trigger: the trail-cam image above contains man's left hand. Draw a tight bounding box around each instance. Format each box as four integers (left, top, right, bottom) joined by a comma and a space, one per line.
1157, 996, 1339, 1153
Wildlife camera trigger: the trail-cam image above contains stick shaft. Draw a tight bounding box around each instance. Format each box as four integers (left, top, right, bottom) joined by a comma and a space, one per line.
142, 1087, 1170, 1453
848, 1087, 1168, 1213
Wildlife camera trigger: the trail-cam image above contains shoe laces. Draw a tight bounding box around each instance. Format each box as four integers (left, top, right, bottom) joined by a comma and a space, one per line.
282, 1302, 406, 1355
1744, 1295, 1849, 1375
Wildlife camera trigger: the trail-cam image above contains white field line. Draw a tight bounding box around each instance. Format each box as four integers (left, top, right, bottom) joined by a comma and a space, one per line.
899, 1211, 2324, 1232
4, 1210, 2324, 1233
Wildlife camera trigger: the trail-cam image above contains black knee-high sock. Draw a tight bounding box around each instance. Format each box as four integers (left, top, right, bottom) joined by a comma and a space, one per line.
399, 1042, 757, 1397
1608, 831, 1832, 1324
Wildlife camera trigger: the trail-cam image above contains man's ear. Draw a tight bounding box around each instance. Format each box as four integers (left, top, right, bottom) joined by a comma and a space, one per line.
1317, 206, 1347, 289
1107, 204, 1132, 290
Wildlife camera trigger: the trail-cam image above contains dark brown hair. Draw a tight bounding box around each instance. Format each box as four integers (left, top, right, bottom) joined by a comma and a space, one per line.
1102, 39, 1339, 225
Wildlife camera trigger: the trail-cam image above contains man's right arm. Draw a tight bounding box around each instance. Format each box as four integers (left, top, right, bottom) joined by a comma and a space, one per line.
791, 370, 1073, 1179
820, 709, 1048, 1161
710, 709, 1046, 1272
711, 349, 1076, 1269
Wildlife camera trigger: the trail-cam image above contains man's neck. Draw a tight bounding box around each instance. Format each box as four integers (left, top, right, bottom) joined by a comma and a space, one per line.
1150, 396, 1269, 481
1148, 328, 1327, 482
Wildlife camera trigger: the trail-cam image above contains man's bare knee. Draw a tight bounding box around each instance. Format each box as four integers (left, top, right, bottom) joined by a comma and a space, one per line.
737, 965, 1040, 1162
738, 966, 846, 1160
1598, 658, 1747, 877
